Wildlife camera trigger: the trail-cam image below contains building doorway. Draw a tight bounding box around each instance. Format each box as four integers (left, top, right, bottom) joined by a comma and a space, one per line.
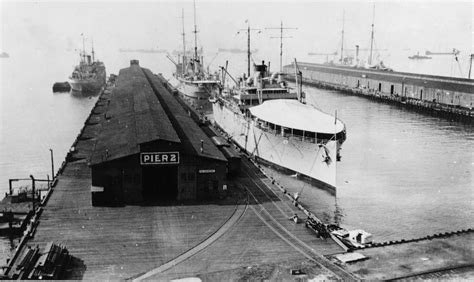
142, 166, 178, 203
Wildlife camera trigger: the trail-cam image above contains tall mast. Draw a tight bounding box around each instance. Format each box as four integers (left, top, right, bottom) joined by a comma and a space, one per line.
181, 8, 186, 75
266, 21, 297, 72
81, 34, 86, 63
280, 21, 283, 71
239, 22, 261, 76
193, 0, 198, 71
340, 10, 345, 64
247, 23, 251, 76
369, 4, 375, 65
91, 38, 95, 62
469, 54, 474, 79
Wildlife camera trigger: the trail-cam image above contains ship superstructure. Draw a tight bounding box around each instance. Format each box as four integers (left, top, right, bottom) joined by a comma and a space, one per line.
212, 59, 346, 189
171, 3, 220, 100
69, 37, 106, 93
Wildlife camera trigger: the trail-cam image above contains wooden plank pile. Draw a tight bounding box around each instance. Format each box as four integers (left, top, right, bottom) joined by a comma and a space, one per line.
7, 242, 71, 279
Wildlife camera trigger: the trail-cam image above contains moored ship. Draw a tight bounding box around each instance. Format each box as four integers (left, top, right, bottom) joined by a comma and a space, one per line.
69, 38, 106, 93
171, 3, 220, 100
212, 60, 346, 190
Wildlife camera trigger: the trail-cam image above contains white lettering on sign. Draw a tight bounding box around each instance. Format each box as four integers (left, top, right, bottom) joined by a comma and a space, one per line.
198, 169, 215, 174
140, 152, 180, 165
91, 185, 104, 192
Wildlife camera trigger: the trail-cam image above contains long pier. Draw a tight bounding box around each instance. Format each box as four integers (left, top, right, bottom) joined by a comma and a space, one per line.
2, 61, 473, 280
284, 62, 474, 122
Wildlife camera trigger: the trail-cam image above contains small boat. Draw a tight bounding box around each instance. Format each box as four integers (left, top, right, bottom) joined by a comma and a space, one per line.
408, 52, 432, 60
331, 229, 373, 248
52, 81, 71, 92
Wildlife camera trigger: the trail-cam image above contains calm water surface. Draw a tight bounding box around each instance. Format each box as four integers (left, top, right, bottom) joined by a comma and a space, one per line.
0, 51, 472, 261
270, 86, 473, 241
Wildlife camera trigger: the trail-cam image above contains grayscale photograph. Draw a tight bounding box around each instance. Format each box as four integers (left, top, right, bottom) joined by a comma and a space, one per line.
0, 0, 472, 280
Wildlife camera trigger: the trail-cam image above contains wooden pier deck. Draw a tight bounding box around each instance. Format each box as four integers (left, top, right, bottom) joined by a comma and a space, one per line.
26, 140, 348, 280
28, 160, 244, 280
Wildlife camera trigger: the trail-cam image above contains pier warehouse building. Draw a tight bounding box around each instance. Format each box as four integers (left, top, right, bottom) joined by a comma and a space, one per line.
88, 61, 227, 206
284, 63, 474, 110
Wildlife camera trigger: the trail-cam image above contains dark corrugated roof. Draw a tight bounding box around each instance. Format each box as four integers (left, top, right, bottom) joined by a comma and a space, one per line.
89, 65, 180, 165
142, 69, 227, 163
220, 146, 241, 159
285, 63, 474, 94
211, 136, 229, 147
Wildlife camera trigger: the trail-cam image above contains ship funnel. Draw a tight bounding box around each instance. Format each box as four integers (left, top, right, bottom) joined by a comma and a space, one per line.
87, 55, 92, 65
294, 58, 305, 103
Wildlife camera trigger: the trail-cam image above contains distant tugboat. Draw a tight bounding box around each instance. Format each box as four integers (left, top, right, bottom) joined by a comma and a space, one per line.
171, 2, 220, 100
408, 52, 432, 60
69, 36, 106, 93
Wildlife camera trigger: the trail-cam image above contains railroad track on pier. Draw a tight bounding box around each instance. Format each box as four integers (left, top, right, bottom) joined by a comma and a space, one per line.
130, 198, 249, 281
240, 158, 358, 281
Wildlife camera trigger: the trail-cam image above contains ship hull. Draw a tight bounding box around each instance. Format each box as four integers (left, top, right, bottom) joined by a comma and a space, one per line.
212, 100, 338, 190
69, 63, 106, 94
69, 79, 104, 93
177, 78, 219, 100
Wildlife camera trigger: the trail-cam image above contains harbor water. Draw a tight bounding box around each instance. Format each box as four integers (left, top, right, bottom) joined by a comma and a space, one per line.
264, 85, 473, 242
1, 49, 472, 261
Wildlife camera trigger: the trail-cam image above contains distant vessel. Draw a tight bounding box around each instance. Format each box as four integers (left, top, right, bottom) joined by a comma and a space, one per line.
325, 8, 391, 71
170, 3, 220, 100
218, 48, 258, 54
408, 52, 432, 60
69, 37, 106, 93
0, 51, 9, 58
425, 48, 460, 56
118, 48, 167, 53
171, 47, 202, 57
212, 22, 346, 189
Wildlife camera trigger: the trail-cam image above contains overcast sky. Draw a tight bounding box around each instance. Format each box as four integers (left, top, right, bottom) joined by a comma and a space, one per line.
1, 0, 472, 71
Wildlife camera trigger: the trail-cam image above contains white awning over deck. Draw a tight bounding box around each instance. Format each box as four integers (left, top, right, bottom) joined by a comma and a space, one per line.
249, 99, 345, 134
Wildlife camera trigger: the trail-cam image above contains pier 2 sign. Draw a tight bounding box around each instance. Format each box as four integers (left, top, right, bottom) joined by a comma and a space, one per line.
140, 152, 179, 165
